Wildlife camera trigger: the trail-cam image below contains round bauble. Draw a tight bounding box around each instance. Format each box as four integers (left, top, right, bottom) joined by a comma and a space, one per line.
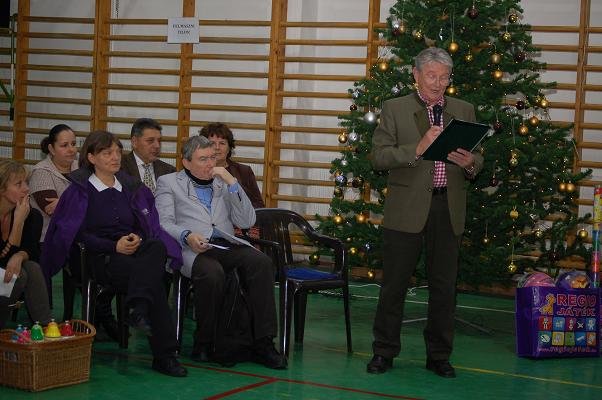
309, 253, 320, 264
391, 85, 401, 96
482, 236, 490, 245
412, 30, 424, 41
350, 104, 358, 111
333, 214, 344, 224
518, 124, 529, 136
528, 116, 539, 127
445, 85, 457, 96
351, 89, 362, 99
334, 174, 348, 186
355, 213, 367, 223
508, 13, 519, 24
364, 111, 377, 124
448, 41, 459, 54
539, 99, 549, 109
534, 229, 544, 239
349, 247, 358, 255
508, 262, 518, 274
558, 182, 567, 192
510, 208, 519, 219
490, 53, 502, 64
348, 131, 359, 142
516, 100, 525, 110
333, 187, 344, 198
493, 120, 504, 133
509, 157, 519, 167
501, 32, 512, 42
378, 61, 389, 72
514, 51, 526, 62
577, 229, 588, 239
464, 52, 474, 62
351, 176, 364, 188
338, 132, 348, 143
468, 5, 479, 20
367, 269, 375, 279
492, 69, 504, 80
566, 182, 576, 193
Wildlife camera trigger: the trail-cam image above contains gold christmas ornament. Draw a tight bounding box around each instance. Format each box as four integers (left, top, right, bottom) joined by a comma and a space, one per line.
534, 229, 544, 239
356, 213, 367, 223
338, 132, 348, 143
518, 124, 529, 136
558, 182, 567, 192
445, 85, 457, 96
528, 116, 539, 127
346, 237, 352, 243
577, 229, 588, 239
448, 41, 459, 54
566, 182, 576, 193
367, 269, 375, 279
381, 187, 388, 196
333, 214, 344, 224
482, 236, 490, 245
309, 253, 320, 264
509, 156, 519, 167
464, 52, 474, 62
501, 31, 512, 42
412, 30, 424, 41
507, 261, 518, 274
349, 247, 358, 255
398, 22, 407, 34
508, 13, 519, 23
333, 187, 344, 198
492, 69, 504, 80
509, 207, 519, 219
378, 61, 389, 72
490, 53, 502, 64
539, 98, 549, 109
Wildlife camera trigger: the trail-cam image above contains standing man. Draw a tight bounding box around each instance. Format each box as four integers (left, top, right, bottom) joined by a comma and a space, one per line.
155, 135, 286, 370
121, 118, 176, 193
367, 47, 483, 378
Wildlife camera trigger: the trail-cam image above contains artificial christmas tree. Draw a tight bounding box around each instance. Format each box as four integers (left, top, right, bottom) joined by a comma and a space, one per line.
317, 0, 591, 288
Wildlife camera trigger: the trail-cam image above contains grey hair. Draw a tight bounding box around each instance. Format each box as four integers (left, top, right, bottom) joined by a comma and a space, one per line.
182, 135, 213, 161
415, 47, 453, 71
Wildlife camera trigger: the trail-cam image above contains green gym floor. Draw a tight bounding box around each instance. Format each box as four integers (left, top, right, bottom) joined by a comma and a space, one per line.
1, 280, 601, 399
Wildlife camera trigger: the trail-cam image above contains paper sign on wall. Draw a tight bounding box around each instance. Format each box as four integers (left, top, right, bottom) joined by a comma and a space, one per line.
167, 17, 199, 43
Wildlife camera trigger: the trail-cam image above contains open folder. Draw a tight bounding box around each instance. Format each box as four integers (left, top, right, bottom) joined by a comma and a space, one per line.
421, 119, 490, 162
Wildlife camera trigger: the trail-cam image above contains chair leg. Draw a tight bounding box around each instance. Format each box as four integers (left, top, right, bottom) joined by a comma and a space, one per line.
173, 272, 189, 353
283, 281, 293, 356
116, 294, 129, 349
62, 269, 76, 321
342, 284, 352, 353
82, 279, 95, 323
278, 277, 287, 356
293, 291, 308, 344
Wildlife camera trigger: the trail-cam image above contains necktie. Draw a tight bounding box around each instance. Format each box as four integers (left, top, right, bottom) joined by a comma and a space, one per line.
142, 163, 156, 194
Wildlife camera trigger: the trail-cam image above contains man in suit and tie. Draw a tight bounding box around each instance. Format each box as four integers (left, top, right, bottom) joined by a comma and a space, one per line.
155, 135, 286, 370
366, 47, 484, 378
121, 118, 176, 193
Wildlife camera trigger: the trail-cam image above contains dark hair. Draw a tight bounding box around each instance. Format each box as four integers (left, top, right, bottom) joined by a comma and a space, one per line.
79, 130, 123, 171
40, 124, 74, 155
199, 122, 235, 159
131, 118, 162, 138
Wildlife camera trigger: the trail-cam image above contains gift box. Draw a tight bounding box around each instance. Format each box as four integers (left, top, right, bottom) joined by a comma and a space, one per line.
516, 287, 600, 358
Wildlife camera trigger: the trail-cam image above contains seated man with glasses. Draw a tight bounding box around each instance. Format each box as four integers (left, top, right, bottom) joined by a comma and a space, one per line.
155, 135, 286, 369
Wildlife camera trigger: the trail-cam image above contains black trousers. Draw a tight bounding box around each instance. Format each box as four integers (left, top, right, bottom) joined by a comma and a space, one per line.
96, 239, 177, 359
372, 193, 461, 361
191, 241, 277, 344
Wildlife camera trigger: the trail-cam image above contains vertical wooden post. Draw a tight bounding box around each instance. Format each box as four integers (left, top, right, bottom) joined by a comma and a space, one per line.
12, 0, 30, 160
573, 0, 590, 173
176, 0, 195, 170
92, 0, 111, 132
264, 0, 287, 207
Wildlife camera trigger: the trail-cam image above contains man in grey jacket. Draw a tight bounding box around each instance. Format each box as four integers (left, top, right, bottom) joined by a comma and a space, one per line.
155, 135, 285, 369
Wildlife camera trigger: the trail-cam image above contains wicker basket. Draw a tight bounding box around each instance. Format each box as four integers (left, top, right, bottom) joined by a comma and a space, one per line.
0, 319, 96, 391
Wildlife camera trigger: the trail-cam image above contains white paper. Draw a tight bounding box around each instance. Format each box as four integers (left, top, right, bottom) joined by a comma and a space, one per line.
206, 242, 229, 250
0, 269, 17, 297
167, 18, 200, 43
213, 227, 260, 252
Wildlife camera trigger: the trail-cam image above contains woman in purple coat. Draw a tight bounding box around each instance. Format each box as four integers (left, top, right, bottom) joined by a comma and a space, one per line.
42, 130, 186, 378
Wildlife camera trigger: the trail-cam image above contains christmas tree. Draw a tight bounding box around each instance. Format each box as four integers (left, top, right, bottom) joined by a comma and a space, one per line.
317, 0, 591, 288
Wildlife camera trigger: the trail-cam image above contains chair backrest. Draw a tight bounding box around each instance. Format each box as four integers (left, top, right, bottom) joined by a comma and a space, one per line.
253, 208, 346, 276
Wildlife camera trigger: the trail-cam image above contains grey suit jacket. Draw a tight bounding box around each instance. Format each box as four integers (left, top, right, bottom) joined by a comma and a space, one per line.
120, 151, 176, 183
372, 93, 484, 235
155, 170, 256, 277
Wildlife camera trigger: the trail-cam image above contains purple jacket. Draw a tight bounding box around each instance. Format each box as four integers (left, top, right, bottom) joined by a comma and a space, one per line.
41, 168, 182, 279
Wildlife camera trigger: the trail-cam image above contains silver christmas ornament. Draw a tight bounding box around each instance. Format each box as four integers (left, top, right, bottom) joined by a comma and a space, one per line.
340, 159, 348, 167
364, 111, 377, 124
391, 85, 401, 96
348, 131, 359, 142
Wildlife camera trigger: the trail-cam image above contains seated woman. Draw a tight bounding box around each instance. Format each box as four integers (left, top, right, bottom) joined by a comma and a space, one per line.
29, 124, 78, 241
42, 130, 187, 377
0, 160, 51, 329
199, 122, 265, 208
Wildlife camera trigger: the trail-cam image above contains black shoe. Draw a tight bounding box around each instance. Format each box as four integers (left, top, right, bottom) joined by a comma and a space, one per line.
126, 311, 153, 336
426, 359, 456, 378
191, 341, 213, 363
252, 337, 287, 370
366, 355, 392, 374
152, 356, 188, 377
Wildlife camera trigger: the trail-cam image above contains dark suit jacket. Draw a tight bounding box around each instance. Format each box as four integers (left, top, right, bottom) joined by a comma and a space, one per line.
372, 93, 484, 235
120, 151, 176, 183
227, 159, 265, 209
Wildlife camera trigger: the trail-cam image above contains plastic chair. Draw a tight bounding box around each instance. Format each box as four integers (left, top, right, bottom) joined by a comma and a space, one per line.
245, 208, 351, 355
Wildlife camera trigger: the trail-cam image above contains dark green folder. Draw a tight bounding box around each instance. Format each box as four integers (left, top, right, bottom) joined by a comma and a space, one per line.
421, 119, 490, 162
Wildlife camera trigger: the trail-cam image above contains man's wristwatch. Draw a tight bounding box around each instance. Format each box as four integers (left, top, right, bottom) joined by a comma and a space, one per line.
182, 230, 192, 246
465, 163, 475, 175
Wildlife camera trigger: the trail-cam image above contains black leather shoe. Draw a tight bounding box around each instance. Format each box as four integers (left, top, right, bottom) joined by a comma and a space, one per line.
426, 359, 456, 378
126, 311, 153, 336
366, 354, 392, 374
152, 356, 188, 377
191, 341, 213, 363
252, 337, 287, 369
